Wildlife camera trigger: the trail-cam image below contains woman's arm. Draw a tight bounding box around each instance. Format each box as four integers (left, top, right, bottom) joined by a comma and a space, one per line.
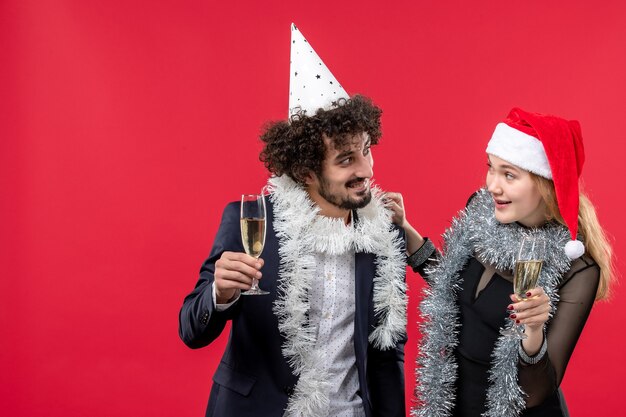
385, 192, 438, 276
517, 257, 600, 407
385, 192, 425, 254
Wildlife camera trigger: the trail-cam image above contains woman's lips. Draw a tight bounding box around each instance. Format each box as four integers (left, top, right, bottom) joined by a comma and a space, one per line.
494, 198, 511, 209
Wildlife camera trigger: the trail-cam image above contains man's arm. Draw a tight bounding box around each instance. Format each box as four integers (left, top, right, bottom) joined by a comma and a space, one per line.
178, 202, 262, 349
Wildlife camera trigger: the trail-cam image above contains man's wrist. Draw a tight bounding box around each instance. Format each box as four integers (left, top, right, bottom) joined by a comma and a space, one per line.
216, 290, 237, 305
212, 283, 241, 310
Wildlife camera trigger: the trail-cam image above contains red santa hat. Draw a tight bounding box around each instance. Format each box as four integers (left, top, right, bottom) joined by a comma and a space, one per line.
486, 107, 586, 259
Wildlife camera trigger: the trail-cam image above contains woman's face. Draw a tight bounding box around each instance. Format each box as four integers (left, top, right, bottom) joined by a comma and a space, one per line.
486, 154, 547, 227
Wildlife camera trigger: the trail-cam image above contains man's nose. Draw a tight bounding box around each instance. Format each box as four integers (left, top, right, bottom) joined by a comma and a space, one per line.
355, 154, 373, 179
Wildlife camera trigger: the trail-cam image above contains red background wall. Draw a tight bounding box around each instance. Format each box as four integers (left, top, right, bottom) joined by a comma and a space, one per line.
1, 1, 624, 415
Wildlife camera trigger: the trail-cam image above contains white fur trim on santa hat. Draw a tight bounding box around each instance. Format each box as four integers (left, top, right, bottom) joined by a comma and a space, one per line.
565, 239, 585, 259
486, 123, 553, 179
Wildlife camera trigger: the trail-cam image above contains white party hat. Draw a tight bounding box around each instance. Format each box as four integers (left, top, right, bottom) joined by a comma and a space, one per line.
289, 23, 350, 117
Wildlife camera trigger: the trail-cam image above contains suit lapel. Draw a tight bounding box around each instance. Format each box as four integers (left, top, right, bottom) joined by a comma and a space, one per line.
354, 251, 374, 361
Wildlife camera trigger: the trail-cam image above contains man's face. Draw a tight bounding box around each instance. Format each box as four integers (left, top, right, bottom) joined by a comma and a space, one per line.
306, 132, 374, 215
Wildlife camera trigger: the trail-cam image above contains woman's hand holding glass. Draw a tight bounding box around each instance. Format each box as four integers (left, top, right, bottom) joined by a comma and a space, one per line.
507, 286, 551, 334
502, 235, 548, 339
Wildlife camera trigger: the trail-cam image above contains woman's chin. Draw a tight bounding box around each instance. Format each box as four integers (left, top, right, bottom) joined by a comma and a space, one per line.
494, 211, 514, 224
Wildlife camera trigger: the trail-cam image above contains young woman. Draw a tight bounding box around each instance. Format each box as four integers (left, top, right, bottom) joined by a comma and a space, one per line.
387, 108, 614, 417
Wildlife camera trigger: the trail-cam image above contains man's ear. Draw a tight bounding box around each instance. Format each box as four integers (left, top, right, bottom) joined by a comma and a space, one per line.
293, 170, 316, 185
302, 170, 317, 185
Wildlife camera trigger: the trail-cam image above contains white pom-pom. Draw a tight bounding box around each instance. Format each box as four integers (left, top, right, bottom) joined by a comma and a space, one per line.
564, 239, 585, 259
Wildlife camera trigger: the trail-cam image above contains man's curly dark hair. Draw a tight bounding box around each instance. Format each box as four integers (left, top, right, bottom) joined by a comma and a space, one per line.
259, 95, 382, 184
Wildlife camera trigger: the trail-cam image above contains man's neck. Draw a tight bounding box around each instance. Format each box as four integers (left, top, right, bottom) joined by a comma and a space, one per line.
319, 204, 352, 225
307, 192, 352, 225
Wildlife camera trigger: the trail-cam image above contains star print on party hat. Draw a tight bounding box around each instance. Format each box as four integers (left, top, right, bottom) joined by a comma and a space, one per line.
486, 107, 586, 259
289, 23, 350, 117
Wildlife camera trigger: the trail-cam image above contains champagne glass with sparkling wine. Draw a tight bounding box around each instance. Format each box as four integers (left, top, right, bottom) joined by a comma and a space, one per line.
240, 192, 269, 295
501, 234, 546, 338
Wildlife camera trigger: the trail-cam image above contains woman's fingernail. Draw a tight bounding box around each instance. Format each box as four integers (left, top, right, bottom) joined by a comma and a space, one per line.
516, 320, 521, 324
510, 314, 517, 319
507, 305, 514, 310
526, 291, 532, 297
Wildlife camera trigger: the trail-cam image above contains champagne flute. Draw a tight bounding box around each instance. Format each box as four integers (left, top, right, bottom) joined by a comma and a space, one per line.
240, 192, 269, 295
501, 234, 546, 339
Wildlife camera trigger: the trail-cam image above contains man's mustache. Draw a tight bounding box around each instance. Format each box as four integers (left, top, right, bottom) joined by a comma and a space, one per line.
346, 177, 367, 187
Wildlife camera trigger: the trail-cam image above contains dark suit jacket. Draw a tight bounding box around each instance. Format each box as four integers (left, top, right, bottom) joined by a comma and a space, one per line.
179, 200, 406, 417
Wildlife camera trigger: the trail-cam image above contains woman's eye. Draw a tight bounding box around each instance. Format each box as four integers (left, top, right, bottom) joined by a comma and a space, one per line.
505, 172, 515, 180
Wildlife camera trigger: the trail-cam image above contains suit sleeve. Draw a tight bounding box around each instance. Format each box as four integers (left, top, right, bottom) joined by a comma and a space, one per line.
178, 202, 243, 349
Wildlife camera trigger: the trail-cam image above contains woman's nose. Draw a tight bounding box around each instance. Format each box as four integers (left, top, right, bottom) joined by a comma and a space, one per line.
486, 175, 501, 194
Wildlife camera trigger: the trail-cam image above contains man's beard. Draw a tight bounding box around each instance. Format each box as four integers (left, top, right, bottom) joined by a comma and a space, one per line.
318, 176, 372, 210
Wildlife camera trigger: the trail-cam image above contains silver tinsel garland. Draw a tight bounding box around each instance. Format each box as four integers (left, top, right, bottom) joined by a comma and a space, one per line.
412, 188, 572, 417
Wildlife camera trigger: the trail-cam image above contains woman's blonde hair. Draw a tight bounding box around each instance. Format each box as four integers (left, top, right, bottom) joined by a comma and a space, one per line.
532, 174, 615, 300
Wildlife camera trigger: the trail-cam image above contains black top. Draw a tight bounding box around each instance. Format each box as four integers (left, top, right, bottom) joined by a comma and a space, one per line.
414, 252, 600, 416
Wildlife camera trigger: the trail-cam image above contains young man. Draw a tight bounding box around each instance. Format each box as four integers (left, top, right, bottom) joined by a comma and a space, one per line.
179, 24, 407, 417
